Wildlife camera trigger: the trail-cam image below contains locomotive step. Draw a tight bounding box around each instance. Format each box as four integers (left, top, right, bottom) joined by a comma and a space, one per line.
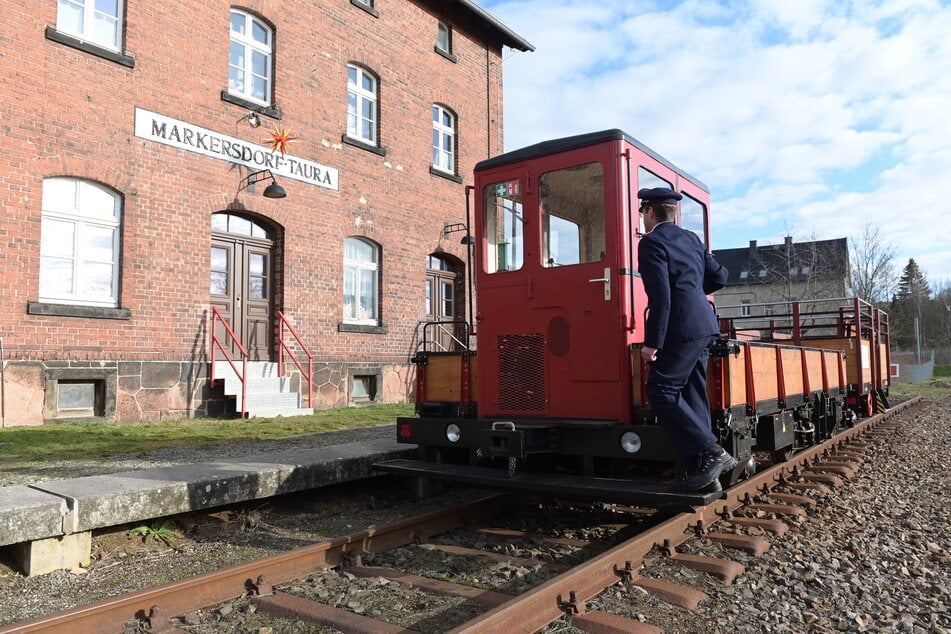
375, 458, 725, 509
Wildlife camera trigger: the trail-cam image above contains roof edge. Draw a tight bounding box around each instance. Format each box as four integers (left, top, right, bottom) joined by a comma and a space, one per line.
475, 129, 709, 193
455, 0, 535, 52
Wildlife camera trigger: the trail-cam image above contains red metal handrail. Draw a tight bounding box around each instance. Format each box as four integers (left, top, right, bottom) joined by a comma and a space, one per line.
210, 307, 249, 418
277, 311, 313, 409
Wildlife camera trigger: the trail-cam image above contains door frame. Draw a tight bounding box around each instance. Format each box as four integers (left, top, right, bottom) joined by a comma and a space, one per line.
210, 212, 278, 361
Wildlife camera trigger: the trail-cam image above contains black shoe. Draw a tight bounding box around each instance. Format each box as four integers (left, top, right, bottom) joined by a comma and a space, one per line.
684, 447, 738, 491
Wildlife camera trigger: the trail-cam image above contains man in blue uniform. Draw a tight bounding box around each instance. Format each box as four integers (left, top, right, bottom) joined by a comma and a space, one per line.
637, 187, 735, 491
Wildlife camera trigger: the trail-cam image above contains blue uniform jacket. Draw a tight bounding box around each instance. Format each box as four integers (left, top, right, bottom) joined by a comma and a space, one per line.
637, 222, 728, 350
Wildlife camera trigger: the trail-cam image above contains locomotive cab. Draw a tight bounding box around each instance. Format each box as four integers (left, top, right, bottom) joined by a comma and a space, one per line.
381, 130, 729, 507
377, 129, 875, 509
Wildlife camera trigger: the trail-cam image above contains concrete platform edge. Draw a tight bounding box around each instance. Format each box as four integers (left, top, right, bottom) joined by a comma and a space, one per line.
1, 435, 416, 576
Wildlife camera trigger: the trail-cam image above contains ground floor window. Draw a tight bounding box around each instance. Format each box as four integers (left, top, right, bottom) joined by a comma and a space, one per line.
343, 237, 380, 324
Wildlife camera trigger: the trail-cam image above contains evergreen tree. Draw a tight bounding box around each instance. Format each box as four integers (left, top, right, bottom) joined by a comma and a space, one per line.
894, 258, 931, 302
891, 259, 933, 353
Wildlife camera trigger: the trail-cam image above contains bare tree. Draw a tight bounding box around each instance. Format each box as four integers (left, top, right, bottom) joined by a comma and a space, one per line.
751, 233, 850, 305
850, 225, 896, 305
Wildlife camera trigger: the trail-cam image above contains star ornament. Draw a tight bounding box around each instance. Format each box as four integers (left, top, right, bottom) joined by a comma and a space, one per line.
264, 126, 299, 156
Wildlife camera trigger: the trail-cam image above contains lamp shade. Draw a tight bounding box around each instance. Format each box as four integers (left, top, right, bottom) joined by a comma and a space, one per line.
263, 180, 286, 199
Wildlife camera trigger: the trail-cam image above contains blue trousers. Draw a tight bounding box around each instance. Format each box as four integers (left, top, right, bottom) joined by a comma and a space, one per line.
645, 336, 718, 461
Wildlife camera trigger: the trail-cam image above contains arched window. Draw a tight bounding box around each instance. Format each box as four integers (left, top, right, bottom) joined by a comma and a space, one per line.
229, 9, 273, 106
210, 212, 273, 239
40, 178, 121, 307
432, 105, 456, 174
343, 237, 380, 324
347, 65, 378, 145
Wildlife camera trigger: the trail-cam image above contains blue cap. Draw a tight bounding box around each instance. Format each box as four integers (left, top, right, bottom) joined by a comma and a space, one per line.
638, 187, 682, 203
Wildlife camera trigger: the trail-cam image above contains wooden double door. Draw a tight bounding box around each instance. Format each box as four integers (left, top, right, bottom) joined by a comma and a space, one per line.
210, 229, 273, 361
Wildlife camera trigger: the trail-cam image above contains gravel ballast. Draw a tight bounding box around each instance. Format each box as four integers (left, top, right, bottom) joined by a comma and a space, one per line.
0, 397, 947, 632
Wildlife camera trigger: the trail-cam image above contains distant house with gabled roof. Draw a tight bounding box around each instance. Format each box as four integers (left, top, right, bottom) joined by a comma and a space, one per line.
713, 237, 852, 318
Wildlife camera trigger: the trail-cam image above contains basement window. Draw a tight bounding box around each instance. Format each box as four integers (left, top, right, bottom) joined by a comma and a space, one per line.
351, 375, 378, 403
44, 367, 117, 421
56, 380, 102, 418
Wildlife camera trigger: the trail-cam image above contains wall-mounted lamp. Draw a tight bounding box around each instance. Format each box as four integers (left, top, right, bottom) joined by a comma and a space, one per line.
237, 111, 261, 128
238, 169, 286, 199
443, 222, 472, 245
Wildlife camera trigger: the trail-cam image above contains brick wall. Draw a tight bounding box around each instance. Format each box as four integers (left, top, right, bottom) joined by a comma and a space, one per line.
0, 1, 521, 424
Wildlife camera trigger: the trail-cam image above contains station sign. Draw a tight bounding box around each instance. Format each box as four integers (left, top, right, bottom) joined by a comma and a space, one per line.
134, 108, 339, 191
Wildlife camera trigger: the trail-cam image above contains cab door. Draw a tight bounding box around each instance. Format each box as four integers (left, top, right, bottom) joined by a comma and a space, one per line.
532, 158, 626, 417
476, 146, 628, 421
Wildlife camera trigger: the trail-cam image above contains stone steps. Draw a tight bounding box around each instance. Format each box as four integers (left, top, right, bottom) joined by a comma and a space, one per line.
213, 361, 313, 417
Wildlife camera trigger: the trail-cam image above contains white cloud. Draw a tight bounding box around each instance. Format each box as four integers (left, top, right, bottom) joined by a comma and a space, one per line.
482, 0, 951, 282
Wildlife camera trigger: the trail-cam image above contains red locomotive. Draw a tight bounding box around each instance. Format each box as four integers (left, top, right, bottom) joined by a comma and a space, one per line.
377, 130, 891, 507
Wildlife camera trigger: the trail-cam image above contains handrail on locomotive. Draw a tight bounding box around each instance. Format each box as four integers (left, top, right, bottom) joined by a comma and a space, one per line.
414, 319, 472, 355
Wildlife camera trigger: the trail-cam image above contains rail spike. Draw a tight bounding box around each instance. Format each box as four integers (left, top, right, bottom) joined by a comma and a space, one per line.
613, 560, 636, 582
557, 590, 586, 618
247, 574, 273, 597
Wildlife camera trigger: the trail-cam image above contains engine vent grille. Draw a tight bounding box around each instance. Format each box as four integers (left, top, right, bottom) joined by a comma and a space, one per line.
498, 333, 546, 411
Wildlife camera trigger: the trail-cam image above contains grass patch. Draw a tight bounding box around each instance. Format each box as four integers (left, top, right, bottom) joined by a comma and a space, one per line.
0, 403, 414, 462
889, 378, 951, 402
934, 364, 951, 379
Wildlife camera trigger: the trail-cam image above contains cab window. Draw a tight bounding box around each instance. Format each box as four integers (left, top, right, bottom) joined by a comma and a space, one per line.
483, 180, 524, 273
540, 162, 605, 267
681, 193, 707, 245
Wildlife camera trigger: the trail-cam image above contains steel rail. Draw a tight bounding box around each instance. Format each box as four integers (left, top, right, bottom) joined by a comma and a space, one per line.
448, 396, 922, 633
0, 495, 511, 634
0, 398, 921, 634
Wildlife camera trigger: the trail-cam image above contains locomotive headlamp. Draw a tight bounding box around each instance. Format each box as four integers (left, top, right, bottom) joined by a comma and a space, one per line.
445, 423, 462, 443
620, 431, 642, 454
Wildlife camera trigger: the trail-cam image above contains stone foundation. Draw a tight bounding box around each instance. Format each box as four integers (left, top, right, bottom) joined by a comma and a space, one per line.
0, 360, 414, 426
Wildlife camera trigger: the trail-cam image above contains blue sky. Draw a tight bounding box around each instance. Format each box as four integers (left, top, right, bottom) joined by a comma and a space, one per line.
479, 0, 951, 288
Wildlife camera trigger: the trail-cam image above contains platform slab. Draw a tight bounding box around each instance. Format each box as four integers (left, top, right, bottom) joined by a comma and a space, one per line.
0, 486, 68, 547
29, 438, 413, 534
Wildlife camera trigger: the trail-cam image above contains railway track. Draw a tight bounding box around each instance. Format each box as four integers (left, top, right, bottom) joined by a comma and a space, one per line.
0, 397, 921, 634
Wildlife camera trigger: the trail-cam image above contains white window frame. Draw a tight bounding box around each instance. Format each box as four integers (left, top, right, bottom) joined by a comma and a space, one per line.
437, 22, 452, 53
347, 65, 378, 145
343, 237, 380, 325
57, 0, 122, 50
229, 9, 273, 106
432, 105, 456, 174
40, 178, 121, 307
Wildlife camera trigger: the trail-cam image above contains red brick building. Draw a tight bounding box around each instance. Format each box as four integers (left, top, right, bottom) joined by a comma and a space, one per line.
0, 1, 531, 425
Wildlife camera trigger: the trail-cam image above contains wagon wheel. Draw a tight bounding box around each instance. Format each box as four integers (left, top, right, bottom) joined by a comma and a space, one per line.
722, 454, 752, 486
772, 446, 796, 463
